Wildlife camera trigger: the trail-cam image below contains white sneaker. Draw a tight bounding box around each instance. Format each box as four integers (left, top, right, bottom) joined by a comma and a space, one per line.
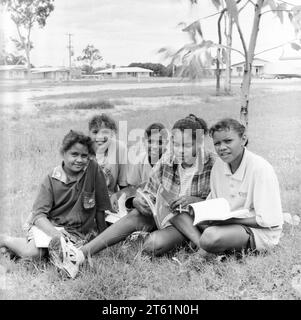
49, 236, 85, 279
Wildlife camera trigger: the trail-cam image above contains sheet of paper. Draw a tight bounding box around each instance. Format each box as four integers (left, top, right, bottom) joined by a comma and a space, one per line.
31, 226, 64, 248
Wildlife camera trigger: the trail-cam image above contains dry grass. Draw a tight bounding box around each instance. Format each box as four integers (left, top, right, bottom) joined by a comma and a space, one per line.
0, 80, 300, 300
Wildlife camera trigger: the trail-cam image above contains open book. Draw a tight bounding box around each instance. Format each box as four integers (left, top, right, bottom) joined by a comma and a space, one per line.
136, 185, 177, 229
105, 192, 128, 224
105, 186, 139, 224
188, 198, 249, 225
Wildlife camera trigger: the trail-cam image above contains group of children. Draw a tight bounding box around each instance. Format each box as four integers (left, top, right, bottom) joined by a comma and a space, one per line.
0, 113, 284, 278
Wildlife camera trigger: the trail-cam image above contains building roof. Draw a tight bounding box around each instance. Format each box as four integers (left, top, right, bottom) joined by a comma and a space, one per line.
31, 66, 69, 74
0, 65, 70, 73
95, 67, 154, 74
231, 58, 268, 67
279, 56, 301, 61
0, 65, 27, 71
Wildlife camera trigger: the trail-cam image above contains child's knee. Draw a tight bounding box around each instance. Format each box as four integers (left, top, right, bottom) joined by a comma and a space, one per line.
199, 227, 221, 252
142, 234, 164, 256
128, 209, 154, 231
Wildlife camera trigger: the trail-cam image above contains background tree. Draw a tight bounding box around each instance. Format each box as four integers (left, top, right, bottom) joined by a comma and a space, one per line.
0, 0, 55, 80
0, 50, 26, 65
160, 0, 301, 127
77, 44, 103, 74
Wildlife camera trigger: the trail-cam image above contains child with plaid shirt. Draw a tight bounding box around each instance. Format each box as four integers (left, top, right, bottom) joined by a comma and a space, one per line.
48, 115, 215, 278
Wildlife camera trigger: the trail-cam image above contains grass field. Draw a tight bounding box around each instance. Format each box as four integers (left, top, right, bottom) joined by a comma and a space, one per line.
0, 78, 300, 300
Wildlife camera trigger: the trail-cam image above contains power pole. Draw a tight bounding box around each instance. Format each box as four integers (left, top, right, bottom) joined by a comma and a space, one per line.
66, 33, 73, 80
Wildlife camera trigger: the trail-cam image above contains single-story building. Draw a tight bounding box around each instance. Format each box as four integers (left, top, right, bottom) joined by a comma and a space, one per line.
31, 66, 70, 81
0, 65, 70, 80
231, 58, 268, 77
95, 67, 154, 79
0, 65, 28, 79
263, 56, 301, 78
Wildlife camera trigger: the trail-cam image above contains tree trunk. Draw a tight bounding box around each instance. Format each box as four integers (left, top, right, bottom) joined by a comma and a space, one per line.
240, 0, 264, 127
216, 58, 221, 95
216, 9, 225, 96
224, 14, 233, 94
16, 23, 31, 82
25, 45, 31, 82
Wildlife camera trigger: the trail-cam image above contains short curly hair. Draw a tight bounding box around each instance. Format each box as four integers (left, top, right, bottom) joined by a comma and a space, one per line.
144, 122, 168, 141
172, 114, 208, 140
209, 118, 246, 137
60, 130, 95, 155
88, 113, 117, 132
209, 118, 248, 146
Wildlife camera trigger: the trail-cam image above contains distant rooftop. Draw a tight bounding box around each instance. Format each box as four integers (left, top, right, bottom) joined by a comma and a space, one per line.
0, 65, 27, 71
0, 65, 69, 72
95, 67, 154, 74
31, 66, 69, 73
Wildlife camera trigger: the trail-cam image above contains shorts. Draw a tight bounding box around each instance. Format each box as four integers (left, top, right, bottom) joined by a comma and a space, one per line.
240, 225, 256, 251
27, 226, 96, 249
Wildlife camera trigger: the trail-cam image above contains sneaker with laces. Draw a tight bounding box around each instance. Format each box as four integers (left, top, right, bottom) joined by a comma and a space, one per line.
48, 236, 85, 279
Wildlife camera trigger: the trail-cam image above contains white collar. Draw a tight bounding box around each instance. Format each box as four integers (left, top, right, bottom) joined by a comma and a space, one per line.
223, 148, 248, 181
52, 162, 87, 184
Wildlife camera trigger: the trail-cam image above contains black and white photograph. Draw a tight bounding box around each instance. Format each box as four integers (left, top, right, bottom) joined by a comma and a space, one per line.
0, 0, 301, 303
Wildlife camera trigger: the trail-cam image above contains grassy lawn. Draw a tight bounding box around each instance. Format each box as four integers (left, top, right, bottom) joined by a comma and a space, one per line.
0, 80, 300, 300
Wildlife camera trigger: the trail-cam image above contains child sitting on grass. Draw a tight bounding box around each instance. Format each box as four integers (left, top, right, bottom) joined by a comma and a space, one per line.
171, 118, 284, 254
88, 113, 128, 195
126, 122, 169, 188
0, 130, 112, 278
47, 114, 216, 278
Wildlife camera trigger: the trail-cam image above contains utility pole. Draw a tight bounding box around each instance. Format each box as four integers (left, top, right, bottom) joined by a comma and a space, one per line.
66, 33, 73, 80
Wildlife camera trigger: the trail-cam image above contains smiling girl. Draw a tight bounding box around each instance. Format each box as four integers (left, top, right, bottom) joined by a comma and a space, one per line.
198, 118, 284, 253
88, 113, 128, 194
0, 130, 112, 272
47, 115, 215, 278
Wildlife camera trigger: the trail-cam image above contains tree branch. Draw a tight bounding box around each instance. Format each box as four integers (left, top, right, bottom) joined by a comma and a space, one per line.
235, 21, 248, 60
261, 9, 295, 15
239, 0, 253, 13
254, 38, 300, 56
277, 0, 296, 6
213, 43, 245, 57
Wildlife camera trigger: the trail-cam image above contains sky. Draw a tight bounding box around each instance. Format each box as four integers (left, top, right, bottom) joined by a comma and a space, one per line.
1, 0, 301, 67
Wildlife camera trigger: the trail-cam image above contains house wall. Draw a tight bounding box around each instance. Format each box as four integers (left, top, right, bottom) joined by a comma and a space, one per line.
97, 71, 151, 79
31, 71, 69, 81
231, 64, 265, 77
31, 73, 44, 80
0, 69, 27, 79
264, 60, 301, 76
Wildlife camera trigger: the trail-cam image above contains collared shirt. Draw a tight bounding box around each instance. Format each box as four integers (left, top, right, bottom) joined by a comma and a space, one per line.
30, 159, 112, 237
95, 138, 128, 193
143, 150, 216, 203
208, 148, 283, 228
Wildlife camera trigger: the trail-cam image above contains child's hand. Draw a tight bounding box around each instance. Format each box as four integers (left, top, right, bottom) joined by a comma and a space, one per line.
110, 193, 119, 213
170, 196, 200, 211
